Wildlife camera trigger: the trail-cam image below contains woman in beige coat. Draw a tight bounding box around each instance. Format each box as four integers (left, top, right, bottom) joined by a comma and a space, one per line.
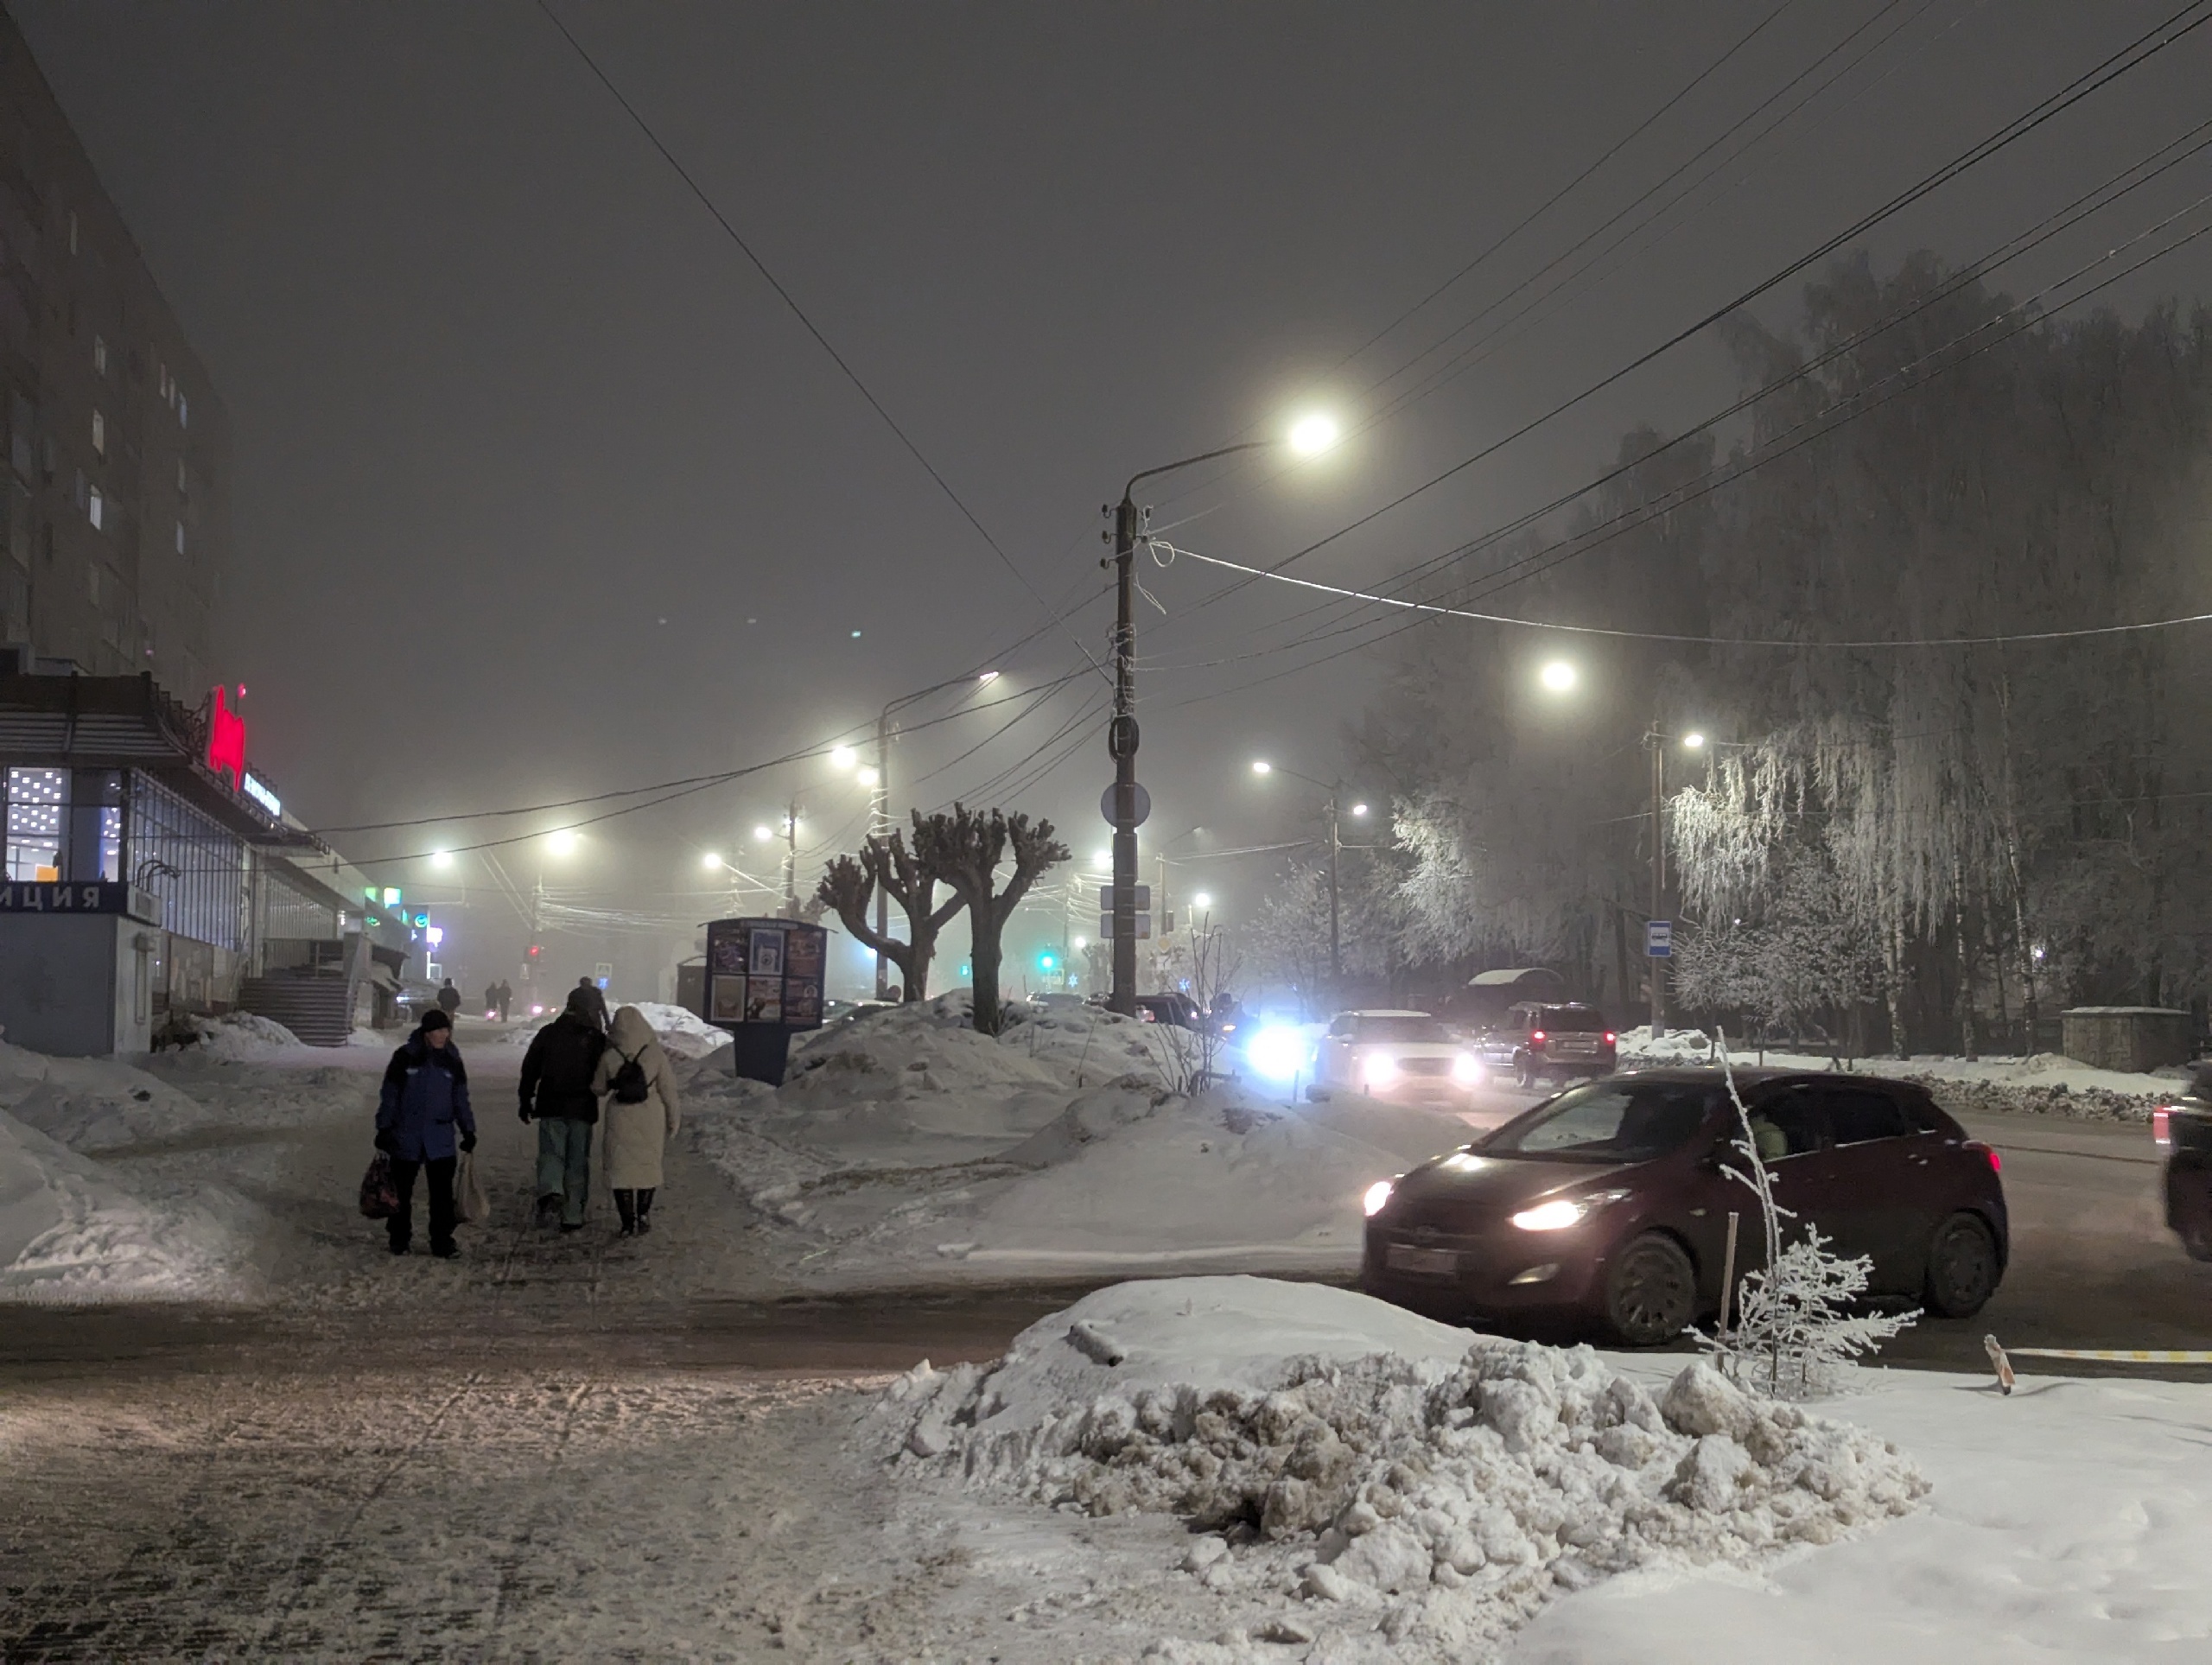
593, 1005, 681, 1236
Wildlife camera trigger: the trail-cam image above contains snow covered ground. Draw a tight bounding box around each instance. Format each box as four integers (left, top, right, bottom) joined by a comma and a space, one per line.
1618, 1025, 2184, 1118
680, 995, 1412, 1287
6, 1274, 2205, 1661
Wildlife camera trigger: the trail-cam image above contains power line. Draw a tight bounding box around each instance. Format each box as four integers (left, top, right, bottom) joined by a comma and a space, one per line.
1203, 0, 2212, 603
532, 0, 1107, 683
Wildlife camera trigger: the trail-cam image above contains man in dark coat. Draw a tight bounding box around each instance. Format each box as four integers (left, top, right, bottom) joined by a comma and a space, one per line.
575, 975, 610, 1032
494, 980, 512, 1022
436, 978, 461, 1017
519, 986, 607, 1230
374, 1007, 476, 1257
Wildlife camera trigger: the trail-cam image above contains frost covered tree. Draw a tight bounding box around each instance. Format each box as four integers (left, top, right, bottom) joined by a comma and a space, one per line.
814, 829, 965, 1002
910, 804, 1068, 1035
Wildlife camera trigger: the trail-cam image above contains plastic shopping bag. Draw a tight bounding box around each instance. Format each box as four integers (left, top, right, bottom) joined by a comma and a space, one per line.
358, 1152, 400, 1219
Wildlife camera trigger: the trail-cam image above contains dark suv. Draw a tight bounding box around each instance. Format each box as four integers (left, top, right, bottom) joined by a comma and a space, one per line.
1469, 1001, 1617, 1089
2153, 1077, 2212, 1259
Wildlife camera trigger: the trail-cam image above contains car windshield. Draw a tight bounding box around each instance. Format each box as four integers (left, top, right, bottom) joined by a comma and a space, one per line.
1482, 1081, 1715, 1161
1355, 1016, 1452, 1044
1537, 1005, 1606, 1033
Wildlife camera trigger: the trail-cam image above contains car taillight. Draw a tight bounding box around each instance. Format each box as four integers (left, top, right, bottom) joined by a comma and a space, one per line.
1965, 1141, 2001, 1173
1603, 1031, 1616, 1045
2153, 1106, 2174, 1148
1530, 1030, 1547, 1046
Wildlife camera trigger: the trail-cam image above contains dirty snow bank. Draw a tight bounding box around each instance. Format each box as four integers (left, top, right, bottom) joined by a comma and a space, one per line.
1617, 1027, 2171, 1122
0, 1038, 223, 1151
0, 1106, 264, 1301
875, 1278, 1924, 1658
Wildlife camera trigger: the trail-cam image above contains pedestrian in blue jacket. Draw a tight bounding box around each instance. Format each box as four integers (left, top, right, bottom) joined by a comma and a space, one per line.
374, 1007, 476, 1257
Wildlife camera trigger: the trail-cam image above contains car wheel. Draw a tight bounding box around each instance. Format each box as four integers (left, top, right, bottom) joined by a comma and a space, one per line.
1604, 1233, 1697, 1347
1923, 1212, 2000, 1318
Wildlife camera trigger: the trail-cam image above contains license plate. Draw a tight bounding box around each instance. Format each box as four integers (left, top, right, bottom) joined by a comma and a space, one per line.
1386, 1243, 1458, 1276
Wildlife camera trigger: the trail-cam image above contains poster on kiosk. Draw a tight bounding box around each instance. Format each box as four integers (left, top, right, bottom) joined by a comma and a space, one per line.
703, 917, 830, 1084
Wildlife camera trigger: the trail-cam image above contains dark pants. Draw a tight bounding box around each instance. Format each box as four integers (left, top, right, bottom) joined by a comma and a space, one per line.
390, 1154, 457, 1252
613, 1188, 657, 1230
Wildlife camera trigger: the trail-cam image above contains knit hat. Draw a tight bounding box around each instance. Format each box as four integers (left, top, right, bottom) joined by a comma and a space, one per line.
419, 1007, 453, 1033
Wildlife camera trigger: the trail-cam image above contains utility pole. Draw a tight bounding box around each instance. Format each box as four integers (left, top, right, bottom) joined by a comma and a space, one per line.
1107, 491, 1141, 1016
1326, 791, 1343, 988
1649, 727, 1668, 1038
873, 709, 891, 997
784, 798, 799, 920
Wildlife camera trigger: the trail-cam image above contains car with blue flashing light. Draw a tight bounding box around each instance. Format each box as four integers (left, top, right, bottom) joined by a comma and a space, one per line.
1359, 1068, 2008, 1345
1307, 1009, 1486, 1105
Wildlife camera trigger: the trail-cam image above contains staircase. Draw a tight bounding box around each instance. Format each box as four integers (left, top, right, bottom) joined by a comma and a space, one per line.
238, 975, 354, 1046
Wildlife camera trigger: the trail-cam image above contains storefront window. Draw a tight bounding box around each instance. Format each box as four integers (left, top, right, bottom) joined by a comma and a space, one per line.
129, 772, 245, 950
3, 766, 66, 880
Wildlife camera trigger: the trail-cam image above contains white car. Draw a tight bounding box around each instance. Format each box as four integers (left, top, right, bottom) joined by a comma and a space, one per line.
1310, 1009, 1484, 1104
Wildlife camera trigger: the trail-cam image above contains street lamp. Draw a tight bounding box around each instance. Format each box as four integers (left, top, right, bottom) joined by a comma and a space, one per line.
753, 825, 773, 842
702, 851, 721, 870
1539, 659, 1578, 693
1103, 416, 1341, 1015
1251, 758, 1363, 988
1682, 732, 1706, 751
431, 849, 454, 870
546, 829, 578, 856
1192, 891, 1214, 911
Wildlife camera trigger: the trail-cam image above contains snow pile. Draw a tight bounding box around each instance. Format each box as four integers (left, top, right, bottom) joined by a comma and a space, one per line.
0, 1039, 220, 1152
624, 1001, 732, 1060
0, 1106, 263, 1301
878, 1279, 1925, 1659
1614, 1026, 1718, 1064
162, 1010, 306, 1062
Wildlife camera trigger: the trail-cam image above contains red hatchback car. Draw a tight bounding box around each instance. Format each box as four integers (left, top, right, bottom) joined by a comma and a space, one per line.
1360, 1068, 2008, 1345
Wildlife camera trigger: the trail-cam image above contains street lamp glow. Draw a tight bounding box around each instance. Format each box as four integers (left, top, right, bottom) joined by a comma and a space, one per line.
1073, 936, 1089, 950
1250, 759, 1273, 775
702, 852, 721, 870
546, 829, 578, 855
1351, 803, 1370, 817
830, 745, 857, 771
1539, 660, 1577, 693
1192, 892, 1213, 911
1091, 848, 1110, 870
855, 765, 880, 787
1681, 732, 1706, 751
430, 849, 454, 870
1287, 412, 1341, 456
978, 670, 1000, 684
753, 825, 774, 842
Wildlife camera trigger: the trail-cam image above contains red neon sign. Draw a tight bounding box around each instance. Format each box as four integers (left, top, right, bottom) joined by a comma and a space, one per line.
207, 684, 246, 790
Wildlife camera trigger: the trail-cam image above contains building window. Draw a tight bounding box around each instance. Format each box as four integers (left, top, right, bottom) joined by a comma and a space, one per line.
92, 334, 106, 376
87, 484, 103, 531
129, 772, 246, 950
3, 766, 67, 881
91, 410, 105, 455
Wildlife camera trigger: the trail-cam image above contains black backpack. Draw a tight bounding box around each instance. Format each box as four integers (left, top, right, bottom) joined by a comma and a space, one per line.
609, 1047, 652, 1104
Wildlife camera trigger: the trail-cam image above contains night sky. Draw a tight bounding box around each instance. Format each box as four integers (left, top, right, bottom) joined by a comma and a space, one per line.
12, 0, 2212, 983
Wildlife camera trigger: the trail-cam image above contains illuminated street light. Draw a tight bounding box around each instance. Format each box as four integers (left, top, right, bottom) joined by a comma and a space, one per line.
1287, 412, 1341, 456
978, 670, 1000, 684
1250, 759, 1273, 775
1192, 892, 1214, 910
702, 852, 721, 870
430, 849, 454, 870
1539, 660, 1577, 693
753, 825, 774, 842
1073, 935, 1089, 950
546, 829, 578, 855
1681, 732, 1707, 751
1351, 803, 1370, 817
1091, 848, 1110, 870
830, 745, 857, 771
855, 765, 880, 787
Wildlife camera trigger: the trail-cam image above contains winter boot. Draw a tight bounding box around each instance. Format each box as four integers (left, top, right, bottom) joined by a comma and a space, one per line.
535, 1193, 562, 1229
636, 1189, 655, 1235
613, 1189, 636, 1236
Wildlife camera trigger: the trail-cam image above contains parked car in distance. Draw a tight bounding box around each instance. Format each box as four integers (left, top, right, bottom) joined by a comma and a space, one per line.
2152, 1076, 2212, 1259
1360, 1068, 2008, 1345
1310, 1009, 1484, 1105
1467, 1001, 1617, 1089
1135, 993, 1204, 1030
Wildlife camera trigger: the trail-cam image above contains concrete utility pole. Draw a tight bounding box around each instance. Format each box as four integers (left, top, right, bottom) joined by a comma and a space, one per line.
1108, 491, 1141, 1015
784, 799, 799, 919
873, 709, 891, 996
1649, 728, 1667, 1039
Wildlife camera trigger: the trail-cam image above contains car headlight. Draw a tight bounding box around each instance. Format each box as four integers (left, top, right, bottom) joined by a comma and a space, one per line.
1363, 1179, 1395, 1217
1510, 1190, 1630, 1231
1451, 1052, 1482, 1086
1363, 1053, 1400, 1087
1245, 1025, 1308, 1083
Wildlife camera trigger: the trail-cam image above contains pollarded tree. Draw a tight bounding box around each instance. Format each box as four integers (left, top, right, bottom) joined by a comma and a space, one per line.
909, 804, 1069, 1035
813, 829, 965, 1002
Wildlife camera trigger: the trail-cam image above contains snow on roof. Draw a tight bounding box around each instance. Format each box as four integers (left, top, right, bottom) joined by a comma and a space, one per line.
1469, 967, 1566, 987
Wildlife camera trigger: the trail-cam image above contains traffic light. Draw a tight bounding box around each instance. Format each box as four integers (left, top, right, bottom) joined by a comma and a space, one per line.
1037, 950, 1057, 974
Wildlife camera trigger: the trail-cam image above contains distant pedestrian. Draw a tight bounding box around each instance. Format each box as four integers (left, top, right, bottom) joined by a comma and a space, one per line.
594, 1004, 681, 1236
373, 1007, 475, 1258
483, 982, 499, 1020
494, 980, 513, 1022
436, 977, 461, 1018
518, 985, 607, 1230
575, 975, 610, 1032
